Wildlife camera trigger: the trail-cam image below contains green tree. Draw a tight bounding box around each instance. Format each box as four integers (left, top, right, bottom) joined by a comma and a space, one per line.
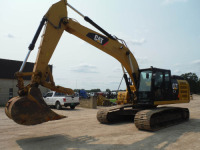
181, 72, 199, 94
106, 89, 111, 92
74, 89, 85, 92
90, 89, 101, 92
198, 78, 200, 94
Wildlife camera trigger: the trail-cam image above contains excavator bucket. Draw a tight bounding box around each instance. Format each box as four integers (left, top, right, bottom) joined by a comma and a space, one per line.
5, 87, 66, 125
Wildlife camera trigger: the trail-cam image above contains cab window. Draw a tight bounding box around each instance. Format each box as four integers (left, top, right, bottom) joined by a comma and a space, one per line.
45, 93, 53, 97
55, 92, 65, 97
154, 72, 163, 88
139, 71, 152, 92
164, 71, 170, 89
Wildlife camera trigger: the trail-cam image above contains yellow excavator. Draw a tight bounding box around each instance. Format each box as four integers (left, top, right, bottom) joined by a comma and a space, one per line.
5, 0, 190, 131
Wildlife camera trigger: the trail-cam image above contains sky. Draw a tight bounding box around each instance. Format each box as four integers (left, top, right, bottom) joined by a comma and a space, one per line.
0, 0, 200, 91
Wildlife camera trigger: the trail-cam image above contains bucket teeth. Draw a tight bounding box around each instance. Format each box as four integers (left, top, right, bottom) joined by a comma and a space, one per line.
5, 87, 66, 125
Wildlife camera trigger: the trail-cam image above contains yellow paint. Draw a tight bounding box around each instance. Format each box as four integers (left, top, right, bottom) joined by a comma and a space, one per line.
154, 99, 189, 105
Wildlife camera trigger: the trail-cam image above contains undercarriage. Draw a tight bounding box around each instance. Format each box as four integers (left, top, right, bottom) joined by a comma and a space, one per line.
97, 105, 189, 131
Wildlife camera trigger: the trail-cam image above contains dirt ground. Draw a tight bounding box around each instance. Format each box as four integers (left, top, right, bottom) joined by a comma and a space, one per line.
0, 95, 200, 150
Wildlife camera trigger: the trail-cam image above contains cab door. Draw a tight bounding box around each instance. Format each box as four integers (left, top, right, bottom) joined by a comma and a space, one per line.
137, 70, 154, 105
153, 71, 164, 101
153, 70, 172, 101
163, 71, 172, 100
44, 92, 53, 105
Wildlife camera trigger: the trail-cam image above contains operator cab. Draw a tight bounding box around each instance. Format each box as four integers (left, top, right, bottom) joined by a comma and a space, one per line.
137, 67, 172, 106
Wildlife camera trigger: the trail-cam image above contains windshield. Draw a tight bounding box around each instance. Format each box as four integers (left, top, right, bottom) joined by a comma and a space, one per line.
139, 70, 152, 92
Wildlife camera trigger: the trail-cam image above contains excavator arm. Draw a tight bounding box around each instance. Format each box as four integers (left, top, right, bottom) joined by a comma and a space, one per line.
5, 0, 139, 125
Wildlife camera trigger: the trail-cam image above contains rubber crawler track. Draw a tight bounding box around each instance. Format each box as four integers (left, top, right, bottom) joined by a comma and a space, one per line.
134, 107, 189, 131
97, 104, 136, 123
97, 108, 110, 123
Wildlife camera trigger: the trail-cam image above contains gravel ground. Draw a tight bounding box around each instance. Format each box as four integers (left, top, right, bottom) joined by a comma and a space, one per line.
0, 95, 200, 150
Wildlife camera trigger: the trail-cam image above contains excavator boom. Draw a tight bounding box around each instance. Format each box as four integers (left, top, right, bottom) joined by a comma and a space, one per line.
5, 0, 139, 125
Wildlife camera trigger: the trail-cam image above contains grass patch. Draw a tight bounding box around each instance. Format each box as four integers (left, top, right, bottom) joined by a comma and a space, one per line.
109, 99, 117, 103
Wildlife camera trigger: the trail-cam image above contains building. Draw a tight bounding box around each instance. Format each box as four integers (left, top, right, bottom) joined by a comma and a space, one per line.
0, 59, 51, 106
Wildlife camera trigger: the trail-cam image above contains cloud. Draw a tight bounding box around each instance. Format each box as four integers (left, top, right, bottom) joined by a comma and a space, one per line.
172, 63, 182, 67
162, 0, 188, 5
108, 81, 119, 85
170, 60, 200, 77
191, 60, 200, 77
127, 38, 146, 46
136, 56, 149, 65
173, 69, 182, 74
115, 32, 147, 46
191, 59, 200, 65
70, 63, 98, 73
6, 33, 15, 39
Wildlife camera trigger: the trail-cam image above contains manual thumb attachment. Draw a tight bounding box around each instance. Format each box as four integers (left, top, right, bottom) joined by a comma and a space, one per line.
5, 87, 66, 125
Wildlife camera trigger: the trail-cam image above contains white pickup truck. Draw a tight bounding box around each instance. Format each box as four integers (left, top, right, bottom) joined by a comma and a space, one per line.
43, 91, 80, 110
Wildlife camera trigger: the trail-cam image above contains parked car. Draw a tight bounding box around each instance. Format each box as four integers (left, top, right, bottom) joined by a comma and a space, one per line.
43, 91, 79, 110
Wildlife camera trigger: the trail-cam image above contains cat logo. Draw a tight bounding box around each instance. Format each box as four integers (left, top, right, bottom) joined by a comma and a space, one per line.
94, 35, 104, 44
86, 33, 109, 46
